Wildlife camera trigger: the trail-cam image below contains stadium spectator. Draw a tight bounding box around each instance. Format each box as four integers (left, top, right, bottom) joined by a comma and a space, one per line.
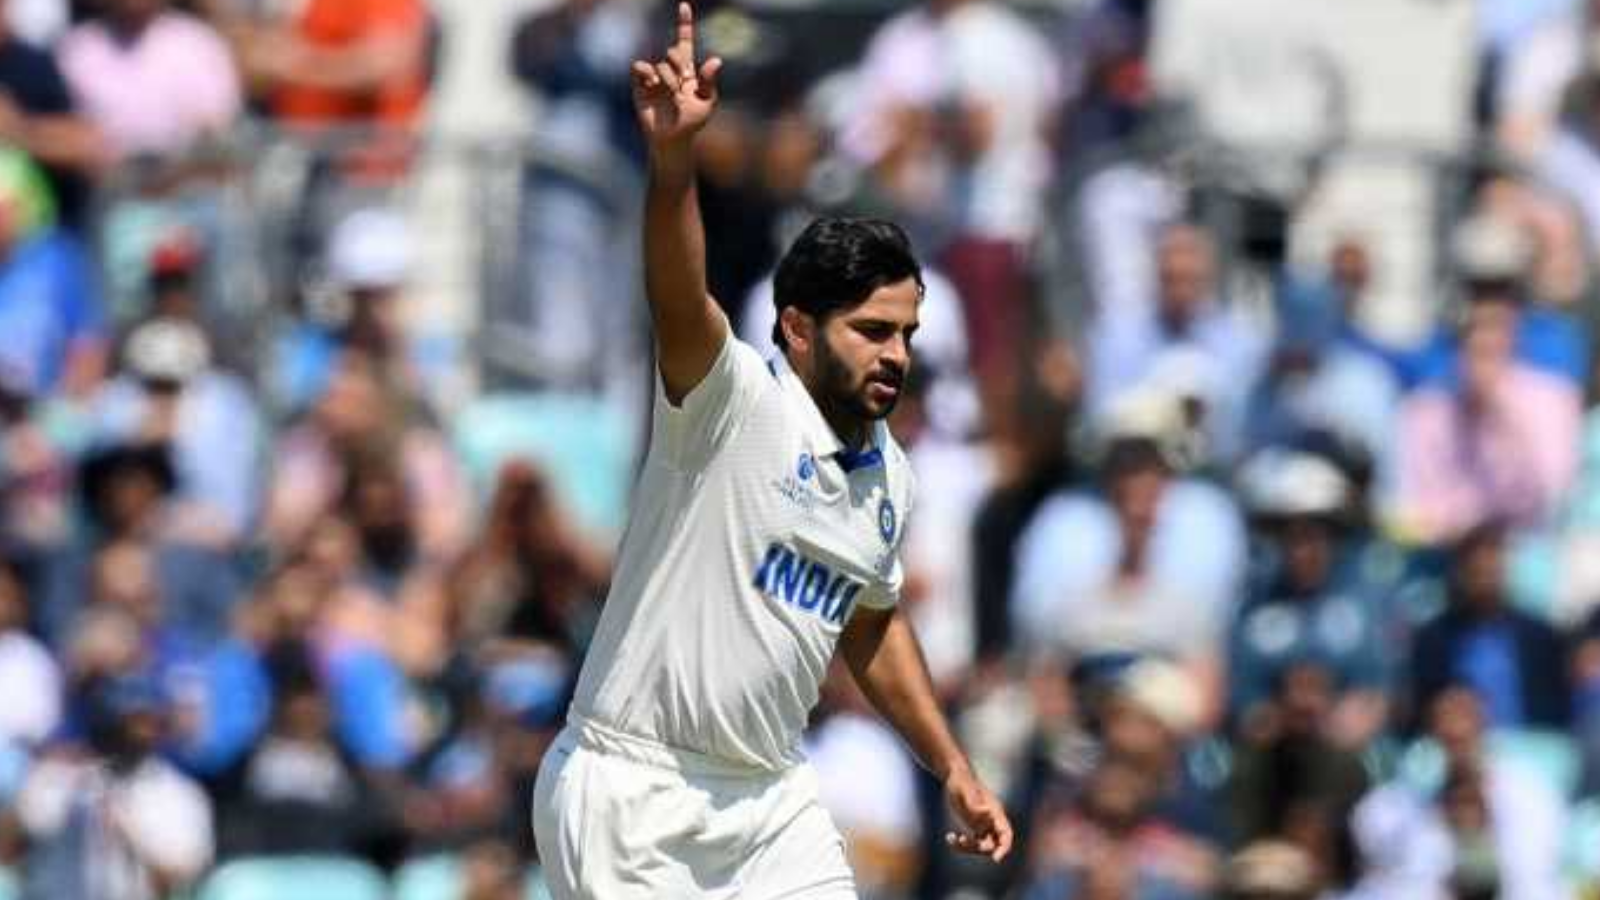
446, 460, 608, 656
843, 0, 1059, 388
1394, 282, 1582, 541
214, 642, 391, 861
1229, 449, 1394, 749
1345, 687, 1568, 900
56, 0, 240, 162
1084, 222, 1269, 464
1020, 752, 1217, 899
91, 315, 263, 545
508, 0, 648, 391
16, 672, 214, 900
1495, 0, 1595, 159
1054, 0, 1155, 162
1011, 428, 1244, 725
274, 205, 458, 415
0, 559, 60, 749
0, 0, 103, 228
969, 339, 1082, 661
0, 147, 104, 400
1225, 662, 1369, 889
265, 347, 471, 568
1246, 272, 1401, 483
37, 444, 246, 648
228, 0, 430, 187
1408, 524, 1571, 732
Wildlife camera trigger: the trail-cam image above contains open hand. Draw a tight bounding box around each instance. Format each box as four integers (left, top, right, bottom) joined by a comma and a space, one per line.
943, 765, 1014, 862
631, 3, 723, 149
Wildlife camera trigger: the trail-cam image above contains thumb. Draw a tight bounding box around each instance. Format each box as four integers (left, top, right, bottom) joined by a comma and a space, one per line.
696, 56, 723, 101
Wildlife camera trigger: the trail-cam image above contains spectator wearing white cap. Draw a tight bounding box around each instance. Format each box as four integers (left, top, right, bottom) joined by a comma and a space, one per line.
1010, 404, 1246, 728
273, 205, 457, 414
91, 312, 264, 546
1229, 448, 1395, 751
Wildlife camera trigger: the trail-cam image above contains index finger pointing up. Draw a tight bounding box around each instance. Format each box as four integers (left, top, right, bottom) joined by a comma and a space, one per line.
675, 3, 695, 59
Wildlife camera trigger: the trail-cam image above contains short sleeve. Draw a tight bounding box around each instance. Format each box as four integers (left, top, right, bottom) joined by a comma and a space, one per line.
653, 332, 770, 473
854, 556, 904, 611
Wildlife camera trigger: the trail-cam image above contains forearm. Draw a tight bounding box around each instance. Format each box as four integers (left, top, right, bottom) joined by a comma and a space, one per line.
842, 607, 972, 782
644, 144, 724, 396
14, 116, 108, 174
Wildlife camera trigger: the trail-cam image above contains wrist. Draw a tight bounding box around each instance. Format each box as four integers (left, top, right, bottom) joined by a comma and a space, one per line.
648, 143, 697, 181
936, 754, 975, 786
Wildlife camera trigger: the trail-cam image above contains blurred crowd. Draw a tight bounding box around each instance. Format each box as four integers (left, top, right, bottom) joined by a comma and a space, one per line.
2, 0, 1600, 898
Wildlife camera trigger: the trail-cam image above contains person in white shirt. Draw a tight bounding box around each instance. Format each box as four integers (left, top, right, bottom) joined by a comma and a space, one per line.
530, 6, 1012, 898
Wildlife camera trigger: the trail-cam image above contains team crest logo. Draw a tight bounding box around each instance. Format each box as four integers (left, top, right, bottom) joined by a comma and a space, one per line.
877, 497, 896, 544
797, 452, 815, 481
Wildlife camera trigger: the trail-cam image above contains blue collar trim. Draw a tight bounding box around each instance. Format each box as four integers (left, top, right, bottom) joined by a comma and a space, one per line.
834, 446, 884, 472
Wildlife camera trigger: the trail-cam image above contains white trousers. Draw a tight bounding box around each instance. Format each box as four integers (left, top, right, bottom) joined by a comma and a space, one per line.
532, 716, 858, 899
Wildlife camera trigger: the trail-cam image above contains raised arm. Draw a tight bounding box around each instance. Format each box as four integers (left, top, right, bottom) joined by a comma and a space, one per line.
631, 3, 727, 403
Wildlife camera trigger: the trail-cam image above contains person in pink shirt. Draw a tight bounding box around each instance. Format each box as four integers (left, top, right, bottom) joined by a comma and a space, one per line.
1396, 292, 1582, 543
56, 0, 240, 161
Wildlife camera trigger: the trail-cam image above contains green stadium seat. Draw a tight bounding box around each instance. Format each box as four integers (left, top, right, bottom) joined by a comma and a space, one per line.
197, 856, 387, 900
1394, 728, 1581, 799
393, 854, 555, 900
452, 391, 638, 540
393, 855, 458, 900
0, 865, 18, 900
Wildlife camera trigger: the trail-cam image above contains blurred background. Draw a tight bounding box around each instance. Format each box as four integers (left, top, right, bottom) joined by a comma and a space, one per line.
0, 0, 1598, 898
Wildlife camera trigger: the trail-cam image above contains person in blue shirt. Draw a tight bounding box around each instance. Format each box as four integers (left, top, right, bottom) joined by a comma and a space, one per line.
1229, 448, 1394, 750
1409, 521, 1571, 733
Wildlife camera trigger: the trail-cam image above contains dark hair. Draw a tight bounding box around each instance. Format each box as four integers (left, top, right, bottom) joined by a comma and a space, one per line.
771, 217, 923, 349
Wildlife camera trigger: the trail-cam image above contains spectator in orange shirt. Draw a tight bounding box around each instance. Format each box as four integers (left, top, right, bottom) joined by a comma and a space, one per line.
217, 0, 432, 182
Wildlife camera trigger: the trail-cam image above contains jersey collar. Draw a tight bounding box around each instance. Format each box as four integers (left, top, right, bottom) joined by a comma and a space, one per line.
768, 353, 888, 471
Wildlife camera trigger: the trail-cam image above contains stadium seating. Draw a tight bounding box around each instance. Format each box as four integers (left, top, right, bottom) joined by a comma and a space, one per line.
196, 856, 388, 900
393, 854, 555, 900
452, 391, 638, 539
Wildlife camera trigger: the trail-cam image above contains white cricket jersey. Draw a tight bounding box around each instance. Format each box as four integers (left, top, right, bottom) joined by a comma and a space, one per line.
570, 332, 915, 771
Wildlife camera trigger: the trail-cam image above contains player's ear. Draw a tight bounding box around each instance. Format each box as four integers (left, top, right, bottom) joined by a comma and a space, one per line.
779, 306, 814, 354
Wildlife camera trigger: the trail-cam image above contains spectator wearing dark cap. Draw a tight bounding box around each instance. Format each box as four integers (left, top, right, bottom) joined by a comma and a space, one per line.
90, 313, 264, 545
31, 440, 246, 650
15, 671, 213, 900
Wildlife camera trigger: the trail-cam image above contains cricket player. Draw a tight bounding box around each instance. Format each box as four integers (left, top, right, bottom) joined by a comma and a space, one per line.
531, 5, 1014, 896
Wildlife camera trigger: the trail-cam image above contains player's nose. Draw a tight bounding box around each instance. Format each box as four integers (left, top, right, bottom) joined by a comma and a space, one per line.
882, 332, 910, 371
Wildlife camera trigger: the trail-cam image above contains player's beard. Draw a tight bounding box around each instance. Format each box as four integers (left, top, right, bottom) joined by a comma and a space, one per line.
814, 332, 903, 426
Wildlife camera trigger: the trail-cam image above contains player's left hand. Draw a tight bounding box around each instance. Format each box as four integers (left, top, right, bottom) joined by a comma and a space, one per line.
942, 765, 1013, 862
